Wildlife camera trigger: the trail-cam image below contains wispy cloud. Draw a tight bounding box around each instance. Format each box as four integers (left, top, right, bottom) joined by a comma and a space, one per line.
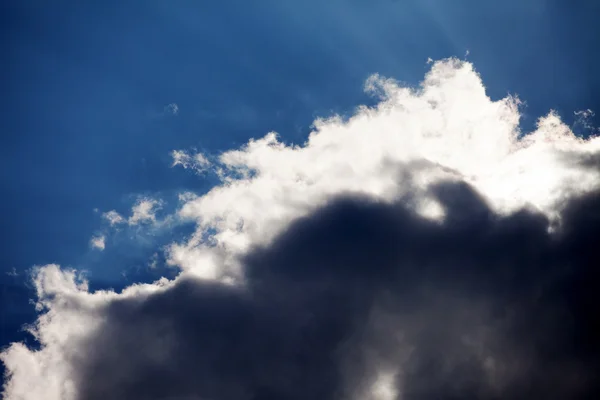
164, 103, 179, 116
148, 252, 159, 269
171, 150, 211, 174
574, 109, 597, 133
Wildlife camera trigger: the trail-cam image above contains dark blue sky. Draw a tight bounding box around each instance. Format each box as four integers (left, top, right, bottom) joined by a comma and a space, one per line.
1, 0, 599, 351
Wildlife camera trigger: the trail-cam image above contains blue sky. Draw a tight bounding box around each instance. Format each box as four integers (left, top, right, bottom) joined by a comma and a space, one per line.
1, 0, 600, 391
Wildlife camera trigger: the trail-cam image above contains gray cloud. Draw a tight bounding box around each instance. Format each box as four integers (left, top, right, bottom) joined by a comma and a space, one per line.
69, 181, 600, 399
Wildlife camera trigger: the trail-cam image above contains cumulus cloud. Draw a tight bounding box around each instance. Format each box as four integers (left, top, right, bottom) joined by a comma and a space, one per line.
2, 58, 600, 400
168, 59, 600, 278
89, 235, 105, 251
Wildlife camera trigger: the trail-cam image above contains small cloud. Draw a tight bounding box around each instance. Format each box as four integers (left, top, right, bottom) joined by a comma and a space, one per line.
147, 103, 180, 120
165, 103, 179, 116
171, 150, 211, 173
574, 109, 597, 132
6, 267, 18, 277
148, 253, 159, 269
178, 191, 198, 203
465, 49, 470, 57
99, 199, 165, 233
129, 198, 162, 225
90, 235, 106, 251
103, 210, 125, 226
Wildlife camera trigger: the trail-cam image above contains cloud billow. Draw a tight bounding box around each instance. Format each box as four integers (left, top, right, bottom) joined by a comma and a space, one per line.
1, 58, 600, 399
68, 183, 599, 400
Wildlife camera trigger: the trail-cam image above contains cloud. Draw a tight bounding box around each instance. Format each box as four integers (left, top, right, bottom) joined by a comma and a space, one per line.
5, 188, 600, 399
102, 210, 125, 226
167, 59, 600, 278
164, 103, 179, 116
89, 235, 105, 251
171, 150, 211, 174
148, 253, 159, 269
574, 109, 597, 133
128, 198, 162, 226
101, 198, 163, 229
2, 58, 600, 400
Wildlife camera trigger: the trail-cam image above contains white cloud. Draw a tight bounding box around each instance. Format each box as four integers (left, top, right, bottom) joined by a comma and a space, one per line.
102, 210, 125, 226
168, 58, 600, 278
102, 199, 163, 229
2, 58, 599, 400
128, 198, 162, 225
165, 103, 179, 115
89, 235, 105, 251
171, 150, 211, 173
178, 191, 198, 203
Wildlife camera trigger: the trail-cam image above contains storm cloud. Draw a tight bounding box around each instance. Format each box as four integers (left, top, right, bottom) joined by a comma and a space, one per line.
53, 183, 600, 399
2, 59, 599, 399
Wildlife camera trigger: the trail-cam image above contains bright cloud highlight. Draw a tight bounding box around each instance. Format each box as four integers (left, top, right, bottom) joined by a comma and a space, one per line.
167, 58, 600, 278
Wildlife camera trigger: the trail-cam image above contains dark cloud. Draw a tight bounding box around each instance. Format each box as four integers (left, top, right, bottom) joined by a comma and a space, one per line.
74, 181, 599, 399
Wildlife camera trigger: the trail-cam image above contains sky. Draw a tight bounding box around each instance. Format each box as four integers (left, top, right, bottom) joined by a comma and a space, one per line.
1, 1, 600, 399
